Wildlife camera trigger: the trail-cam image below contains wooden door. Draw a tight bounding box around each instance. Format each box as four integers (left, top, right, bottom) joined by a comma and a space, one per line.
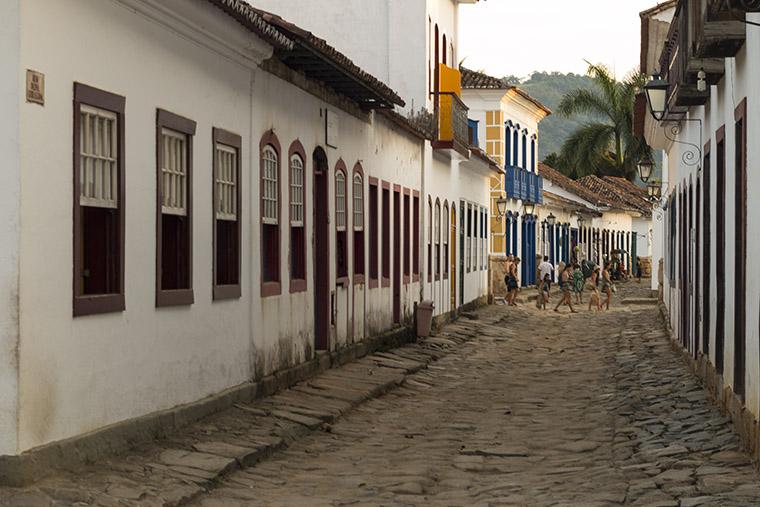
393, 188, 401, 323
715, 129, 726, 373
313, 148, 330, 350
450, 207, 456, 309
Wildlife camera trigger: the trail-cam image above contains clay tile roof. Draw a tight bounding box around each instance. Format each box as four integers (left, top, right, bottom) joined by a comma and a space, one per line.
602, 176, 653, 216
460, 67, 551, 115
205, 0, 295, 50
539, 163, 610, 207
577, 175, 652, 216
460, 67, 511, 89
207, 1, 404, 109
543, 191, 601, 216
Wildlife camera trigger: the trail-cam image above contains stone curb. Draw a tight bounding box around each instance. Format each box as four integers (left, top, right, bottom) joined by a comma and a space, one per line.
0, 303, 493, 506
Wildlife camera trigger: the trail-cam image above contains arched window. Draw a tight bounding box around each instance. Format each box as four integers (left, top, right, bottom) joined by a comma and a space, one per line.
434, 24, 440, 96
353, 167, 365, 279
522, 131, 527, 169
260, 133, 281, 295
442, 34, 447, 65
428, 197, 433, 281
443, 202, 449, 279
531, 138, 536, 172
435, 199, 441, 279
512, 129, 519, 166
335, 164, 348, 280
505, 124, 512, 165
288, 143, 306, 291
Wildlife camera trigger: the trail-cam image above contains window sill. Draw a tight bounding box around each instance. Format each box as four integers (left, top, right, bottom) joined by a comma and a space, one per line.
74, 293, 125, 317
290, 279, 307, 294
157, 288, 194, 307
382, 277, 391, 288
261, 281, 282, 298
214, 284, 241, 301
336, 276, 350, 288
354, 274, 365, 285
369, 278, 379, 289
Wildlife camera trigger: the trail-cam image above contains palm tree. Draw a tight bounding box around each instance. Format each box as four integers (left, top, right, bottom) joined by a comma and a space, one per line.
556, 62, 651, 181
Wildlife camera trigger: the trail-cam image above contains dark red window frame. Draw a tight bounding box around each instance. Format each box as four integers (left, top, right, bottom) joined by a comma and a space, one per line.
427, 197, 433, 282
73, 83, 126, 317
335, 159, 349, 286
260, 130, 282, 297
403, 189, 411, 284
353, 163, 365, 284
213, 127, 242, 300
413, 191, 420, 281
156, 109, 196, 307
289, 140, 307, 293
435, 198, 441, 281
369, 178, 379, 288
443, 201, 449, 279
381, 181, 391, 288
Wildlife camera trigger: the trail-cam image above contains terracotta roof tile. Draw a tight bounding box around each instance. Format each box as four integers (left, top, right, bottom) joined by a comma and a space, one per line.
578, 175, 652, 216
460, 67, 551, 115
207, 0, 404, 108
539, 163, 611, 207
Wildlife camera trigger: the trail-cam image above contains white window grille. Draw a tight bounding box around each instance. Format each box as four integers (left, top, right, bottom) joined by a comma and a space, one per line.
161, 128, 188, 216
290, 154, 304, 226
336, 171, 346, 231
262, 145, 278, 224
353, 174, 363, 231
79, 105, 118, 209
215, 143, 237, 221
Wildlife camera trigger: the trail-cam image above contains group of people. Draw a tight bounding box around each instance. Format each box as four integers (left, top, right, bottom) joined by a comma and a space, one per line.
505, 255, 616, 313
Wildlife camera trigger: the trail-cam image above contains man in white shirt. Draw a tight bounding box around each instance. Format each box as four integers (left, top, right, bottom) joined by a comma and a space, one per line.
538, 256, 554, 283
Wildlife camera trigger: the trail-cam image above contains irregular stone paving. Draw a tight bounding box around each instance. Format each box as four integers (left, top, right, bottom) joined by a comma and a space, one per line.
187, 283, 760, 507
0, 304, 490, 506
3, 282, 760, 506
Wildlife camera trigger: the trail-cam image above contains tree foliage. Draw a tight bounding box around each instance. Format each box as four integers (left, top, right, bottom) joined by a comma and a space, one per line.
555, 62, 651, 180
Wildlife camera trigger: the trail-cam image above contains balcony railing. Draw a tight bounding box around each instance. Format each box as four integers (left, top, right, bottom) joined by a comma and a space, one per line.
693, 0, 753, 57
505, 166, 543, 204
434, 91, 470, 155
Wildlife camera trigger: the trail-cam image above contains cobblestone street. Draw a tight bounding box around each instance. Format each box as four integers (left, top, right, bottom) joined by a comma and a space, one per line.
3, 283, 760, 506
189, 284, 760, 507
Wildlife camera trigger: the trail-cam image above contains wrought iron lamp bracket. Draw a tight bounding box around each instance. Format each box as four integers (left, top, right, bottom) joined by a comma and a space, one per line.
662, 118, 702, 168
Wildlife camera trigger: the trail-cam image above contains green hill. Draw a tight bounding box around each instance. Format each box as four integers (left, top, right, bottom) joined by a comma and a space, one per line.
503, 72, 597, 161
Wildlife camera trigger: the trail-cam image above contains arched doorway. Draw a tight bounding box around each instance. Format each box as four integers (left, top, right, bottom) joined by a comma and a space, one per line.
313, 147, 330, 351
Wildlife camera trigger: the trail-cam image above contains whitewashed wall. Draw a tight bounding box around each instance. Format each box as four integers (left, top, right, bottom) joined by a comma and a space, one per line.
12, 0, 426, 454
0, 0, 21, 456
659, 12, 760, 418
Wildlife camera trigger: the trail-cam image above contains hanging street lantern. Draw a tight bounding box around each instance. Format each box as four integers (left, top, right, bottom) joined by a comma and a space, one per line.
643, 74, 669, 121
637, 153, 655, 183
523, 201, 535, 216
546, 213, 557, 226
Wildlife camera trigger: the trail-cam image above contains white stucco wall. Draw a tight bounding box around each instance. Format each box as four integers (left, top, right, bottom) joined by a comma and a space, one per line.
13, 0, 427, 453
656, 13, 760, 418
250, 0, 431, 112
0, 0, 21, 456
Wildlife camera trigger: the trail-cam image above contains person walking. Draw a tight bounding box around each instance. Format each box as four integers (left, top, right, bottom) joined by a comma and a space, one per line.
601, 262, 613, 310
538, 256, 554, 301
554, 265, 577, 313
506, 258, 520, 306
572, 264, 584, 304
588, 267, 602, 311
636, 256, 642, 284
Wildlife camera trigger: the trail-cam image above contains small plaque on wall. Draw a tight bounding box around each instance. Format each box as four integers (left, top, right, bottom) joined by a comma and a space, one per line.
26, 70, 45, 105
325, 109, 338, 149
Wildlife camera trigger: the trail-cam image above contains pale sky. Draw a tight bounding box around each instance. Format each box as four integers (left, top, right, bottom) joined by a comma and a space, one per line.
459, 0, 659, 80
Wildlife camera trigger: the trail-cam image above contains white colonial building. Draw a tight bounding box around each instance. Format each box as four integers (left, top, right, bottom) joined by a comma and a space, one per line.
637, 0, 760, 459
0, 0, 495, 466
460, 67, 551, 289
